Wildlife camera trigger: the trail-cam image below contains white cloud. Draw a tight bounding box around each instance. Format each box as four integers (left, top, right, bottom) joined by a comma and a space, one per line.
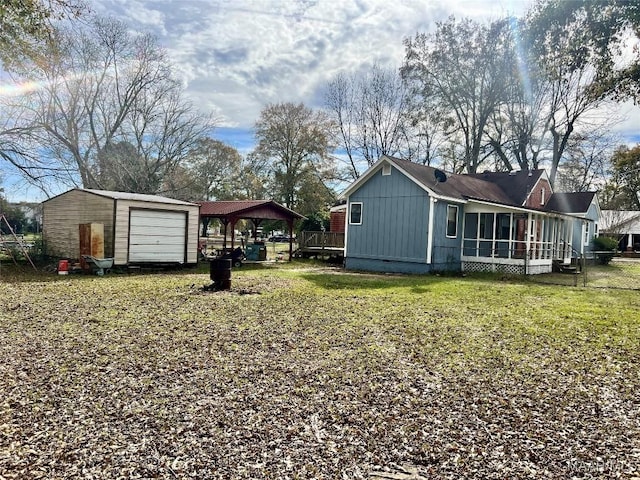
87, 0, 532, 129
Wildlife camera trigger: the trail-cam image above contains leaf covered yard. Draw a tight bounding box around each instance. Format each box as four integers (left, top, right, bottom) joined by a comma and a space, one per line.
1, 266, 639, 479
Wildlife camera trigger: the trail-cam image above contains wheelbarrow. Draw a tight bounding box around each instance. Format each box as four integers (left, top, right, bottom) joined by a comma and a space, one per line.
82, 255, 114, 276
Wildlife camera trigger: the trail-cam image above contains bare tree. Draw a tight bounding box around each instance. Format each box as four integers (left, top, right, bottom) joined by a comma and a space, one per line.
402, 17, 515, 174
253, 102, 336, 211
9, 15, 211, 193
554, 129, 616, 192
484, 37, 551, 173
325, 64, 407, 179
526, 2, 618, 187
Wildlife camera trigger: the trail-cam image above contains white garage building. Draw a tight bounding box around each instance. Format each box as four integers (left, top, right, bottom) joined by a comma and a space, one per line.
42, 189, 200, 266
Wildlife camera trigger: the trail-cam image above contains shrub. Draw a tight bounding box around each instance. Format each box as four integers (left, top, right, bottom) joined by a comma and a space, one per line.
593, 236, 618, 264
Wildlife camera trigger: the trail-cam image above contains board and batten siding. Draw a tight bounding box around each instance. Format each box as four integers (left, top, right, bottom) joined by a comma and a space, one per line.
345, 164, 430, 273
431, 200, 464, 269
113, 200, 199, 265
43, 190, 115, 259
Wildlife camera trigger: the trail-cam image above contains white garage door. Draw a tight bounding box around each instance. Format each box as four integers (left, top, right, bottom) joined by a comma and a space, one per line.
128, 209, 187, 263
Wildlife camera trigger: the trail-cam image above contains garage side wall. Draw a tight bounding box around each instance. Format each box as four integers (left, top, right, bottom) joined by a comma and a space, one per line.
113, 200, 199, 265
43, 191, 114, 259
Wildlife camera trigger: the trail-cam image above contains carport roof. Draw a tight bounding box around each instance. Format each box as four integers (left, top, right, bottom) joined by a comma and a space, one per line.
197, 200, 305, 221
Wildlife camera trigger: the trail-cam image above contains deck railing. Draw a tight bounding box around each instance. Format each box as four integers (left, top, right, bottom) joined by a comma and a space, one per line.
299, 231, 345, 249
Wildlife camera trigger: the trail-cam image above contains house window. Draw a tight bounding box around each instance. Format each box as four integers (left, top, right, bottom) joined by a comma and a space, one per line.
382, 163, 391, 176
446, 205, 458, 237
349, 202, 362, 225
541, 188, 546, 205
584, 221, 590, 244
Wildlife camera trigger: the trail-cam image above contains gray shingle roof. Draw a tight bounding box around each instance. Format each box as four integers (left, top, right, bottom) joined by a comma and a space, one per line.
544, 192, 597, 214
466, 170, 546, 206
386, 157, 518, 206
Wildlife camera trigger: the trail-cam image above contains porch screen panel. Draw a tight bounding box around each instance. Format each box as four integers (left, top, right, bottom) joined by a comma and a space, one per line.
463, 213, 478, 256
495, 213, 511, 258
478, 213, 493, 257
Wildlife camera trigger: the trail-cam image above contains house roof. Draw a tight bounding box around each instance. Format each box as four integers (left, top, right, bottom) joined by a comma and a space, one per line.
43, 188, 198, 206
384, 156, 519, 205
342, 156, 599, 216
600, 210, 640, 232
544, 192, 597, 214
197, 200, 305, 221
467, 170, 547, 206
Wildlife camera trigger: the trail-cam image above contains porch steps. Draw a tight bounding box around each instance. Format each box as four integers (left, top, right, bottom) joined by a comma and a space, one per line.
552, 260, 579, 274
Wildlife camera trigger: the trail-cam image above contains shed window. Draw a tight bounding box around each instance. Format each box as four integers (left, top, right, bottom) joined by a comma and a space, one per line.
446, 205, 458, 237
349, 202, 362, 225
382, 164, 391, 176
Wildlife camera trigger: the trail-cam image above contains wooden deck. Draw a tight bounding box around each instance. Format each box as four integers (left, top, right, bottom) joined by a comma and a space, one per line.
295, 231, 345, 258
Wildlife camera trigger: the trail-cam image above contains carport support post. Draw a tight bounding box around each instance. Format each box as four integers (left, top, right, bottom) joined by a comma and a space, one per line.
287, 219, 294, 261
230, 217, 238, 249
221, 219, 229, 250
250, 218, 263, 241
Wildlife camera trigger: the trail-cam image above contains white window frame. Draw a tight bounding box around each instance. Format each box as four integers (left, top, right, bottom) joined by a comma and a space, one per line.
584, 221, 590, 244
446, 204, 458, 238
349, 202, 363, 225
541, 187, 546, 205
382, 163, 391, 176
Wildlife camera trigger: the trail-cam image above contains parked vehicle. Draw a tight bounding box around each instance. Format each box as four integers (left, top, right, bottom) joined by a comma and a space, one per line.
268, 235, 294, 242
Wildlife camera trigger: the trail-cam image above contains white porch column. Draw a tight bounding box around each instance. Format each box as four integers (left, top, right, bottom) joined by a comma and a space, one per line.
628, 233, 633, 251
526, 212, 532, 258
508, 213, 514, 259
565, 219, 573, 261
427, 196, 435, 264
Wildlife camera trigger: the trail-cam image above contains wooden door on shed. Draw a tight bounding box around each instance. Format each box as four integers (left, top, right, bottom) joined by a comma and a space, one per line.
128, 209, 187, 263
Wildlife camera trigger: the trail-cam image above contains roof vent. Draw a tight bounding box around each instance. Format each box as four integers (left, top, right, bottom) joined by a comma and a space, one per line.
434, 169, 447, 183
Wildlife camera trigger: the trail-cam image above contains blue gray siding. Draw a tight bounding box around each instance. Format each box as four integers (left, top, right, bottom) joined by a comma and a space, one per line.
431, 201, 463, 270
570, 202, 599, 254
345, 165, 429, 273
344, 165, 465, 274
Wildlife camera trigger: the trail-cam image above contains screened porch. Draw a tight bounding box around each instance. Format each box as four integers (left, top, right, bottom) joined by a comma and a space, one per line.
460, 206, 574, 275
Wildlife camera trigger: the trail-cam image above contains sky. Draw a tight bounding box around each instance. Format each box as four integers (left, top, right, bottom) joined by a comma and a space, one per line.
3, 0, 640, 201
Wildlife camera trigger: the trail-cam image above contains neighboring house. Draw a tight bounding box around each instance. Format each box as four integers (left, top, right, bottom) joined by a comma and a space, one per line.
329, 203, 346, 233
42, 189, 200, 266
341, 155, 600, 275
600, 210, 640, 252
544, 192, 601, 255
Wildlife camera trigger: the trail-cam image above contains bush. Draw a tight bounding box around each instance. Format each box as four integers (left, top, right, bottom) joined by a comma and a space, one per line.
593, 236, 618, 264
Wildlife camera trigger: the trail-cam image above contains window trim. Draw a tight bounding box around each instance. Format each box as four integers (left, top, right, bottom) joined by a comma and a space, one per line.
584, 221, 590, 244
382, 163, 391, 176
349, 202, 363, 225
446, 204, 458, 238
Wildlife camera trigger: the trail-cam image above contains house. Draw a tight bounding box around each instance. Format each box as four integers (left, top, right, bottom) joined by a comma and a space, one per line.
329, 203, 347, 233
340, 155, 600, 275
600, 210, 640, 252
544, 192, 601, 256
42, 189, 200, 266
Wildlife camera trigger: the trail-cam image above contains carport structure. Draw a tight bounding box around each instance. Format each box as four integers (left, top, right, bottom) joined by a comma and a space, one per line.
197, 200, 305, 260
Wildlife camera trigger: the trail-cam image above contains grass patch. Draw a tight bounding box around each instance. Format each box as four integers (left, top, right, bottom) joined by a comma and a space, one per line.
1, 264, 639, 478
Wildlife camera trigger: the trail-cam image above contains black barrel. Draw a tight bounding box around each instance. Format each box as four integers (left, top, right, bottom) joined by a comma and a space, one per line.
210, 258, 232, 290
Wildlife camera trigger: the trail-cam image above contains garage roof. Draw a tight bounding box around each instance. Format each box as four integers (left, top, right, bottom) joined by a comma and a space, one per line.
43, 188, 198, 206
